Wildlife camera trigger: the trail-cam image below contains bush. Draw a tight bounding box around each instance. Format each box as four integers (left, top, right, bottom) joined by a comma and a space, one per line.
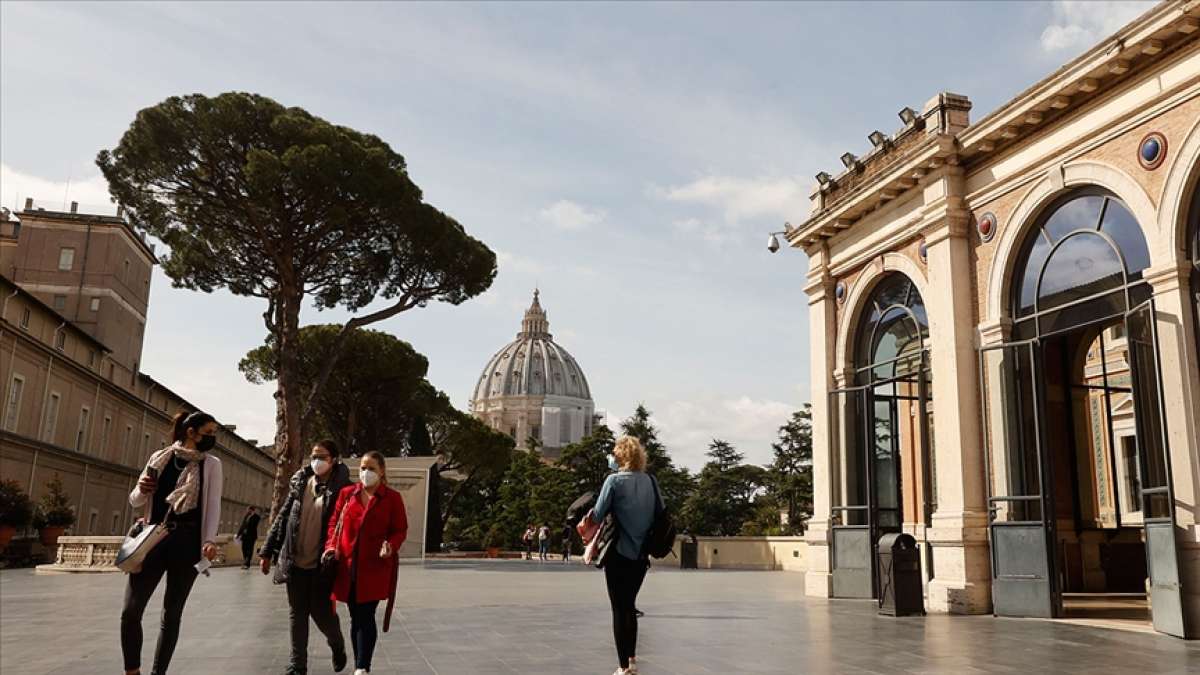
0, 479, 34, 530
32, 475, 75, 530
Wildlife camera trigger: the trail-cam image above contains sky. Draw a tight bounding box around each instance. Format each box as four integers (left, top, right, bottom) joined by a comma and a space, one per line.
0, 1, 1155, 470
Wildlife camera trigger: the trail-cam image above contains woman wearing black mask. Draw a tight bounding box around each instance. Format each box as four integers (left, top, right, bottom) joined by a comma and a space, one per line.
120, 410, 224, 675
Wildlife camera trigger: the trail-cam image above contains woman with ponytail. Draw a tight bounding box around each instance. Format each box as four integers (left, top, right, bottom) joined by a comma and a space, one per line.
120, 411, 224, 675
323, 451, 407, 675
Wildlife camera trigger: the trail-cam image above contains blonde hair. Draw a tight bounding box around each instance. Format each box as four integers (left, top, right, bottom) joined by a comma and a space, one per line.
613, 436, 647, 472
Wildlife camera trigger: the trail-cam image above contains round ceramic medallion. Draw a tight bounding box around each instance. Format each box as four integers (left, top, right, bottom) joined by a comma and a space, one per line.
977, 212, 997, 243
1138, 132, 1167, 170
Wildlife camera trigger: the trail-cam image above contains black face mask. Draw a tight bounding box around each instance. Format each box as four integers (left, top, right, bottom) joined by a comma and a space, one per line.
196, 434, 217, 453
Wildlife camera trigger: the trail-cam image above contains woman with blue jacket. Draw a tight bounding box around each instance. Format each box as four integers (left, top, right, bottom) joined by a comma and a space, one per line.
590, 436, 659, 675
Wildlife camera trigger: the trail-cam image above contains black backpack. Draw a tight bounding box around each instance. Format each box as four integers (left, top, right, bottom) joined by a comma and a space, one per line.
643, 474, 677, 559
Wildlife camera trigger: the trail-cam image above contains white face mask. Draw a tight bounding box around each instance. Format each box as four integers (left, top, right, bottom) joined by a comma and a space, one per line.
310, 459, 331, 476
360, 469, 380, 487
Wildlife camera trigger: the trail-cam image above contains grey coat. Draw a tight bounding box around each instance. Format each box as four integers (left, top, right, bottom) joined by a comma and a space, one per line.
259, 462, 350, 584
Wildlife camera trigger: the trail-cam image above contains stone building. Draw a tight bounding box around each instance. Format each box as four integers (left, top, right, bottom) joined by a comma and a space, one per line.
470, 291, 594, 459
785, 2, 1200, 638
0, 202, 274, 538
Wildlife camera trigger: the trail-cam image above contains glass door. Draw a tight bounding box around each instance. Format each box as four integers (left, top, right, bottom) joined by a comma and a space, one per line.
1125, 299, 1188, 637
979, 340, 1060, 618
829, 385, 874, 599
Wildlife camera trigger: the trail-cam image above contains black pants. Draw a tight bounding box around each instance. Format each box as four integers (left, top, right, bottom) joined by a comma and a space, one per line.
120, 523, 200, 674
604, 553, 649, 669
240, 536, 256, 567
286, 566, 345, 673
348, 583, 380, 671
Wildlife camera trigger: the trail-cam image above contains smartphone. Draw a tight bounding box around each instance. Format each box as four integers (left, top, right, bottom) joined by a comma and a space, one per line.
146, 467, 159, 480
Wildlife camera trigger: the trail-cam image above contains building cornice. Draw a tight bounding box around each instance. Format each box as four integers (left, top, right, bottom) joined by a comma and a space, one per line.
787, 1, 1200, 250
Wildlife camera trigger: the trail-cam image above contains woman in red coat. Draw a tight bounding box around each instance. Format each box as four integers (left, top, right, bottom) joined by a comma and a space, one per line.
323, 451, 407, 675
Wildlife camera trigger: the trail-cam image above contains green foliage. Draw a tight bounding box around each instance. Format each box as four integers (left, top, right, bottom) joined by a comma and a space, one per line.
681, 439, 767, 536
556, 424, 614, 496
98, 92, 497, 515
0, 479, 34, 530
766, 405, 813, 533
240, 324, 437, 456
32, 475, 75, 529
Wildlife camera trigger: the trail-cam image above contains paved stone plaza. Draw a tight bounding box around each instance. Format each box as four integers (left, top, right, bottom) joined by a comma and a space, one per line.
2, 561, 1198, 674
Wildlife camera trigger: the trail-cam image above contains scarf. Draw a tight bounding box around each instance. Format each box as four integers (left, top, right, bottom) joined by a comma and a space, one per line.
143, 443, 204, 514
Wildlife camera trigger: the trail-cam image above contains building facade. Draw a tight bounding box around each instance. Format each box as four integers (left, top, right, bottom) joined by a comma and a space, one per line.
0, 203, 274, 538
787, 2, 1200, 638
470, 291, 595, 459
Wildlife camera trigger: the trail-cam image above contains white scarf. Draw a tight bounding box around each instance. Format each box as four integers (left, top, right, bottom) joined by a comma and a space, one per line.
143, 443, 204, 514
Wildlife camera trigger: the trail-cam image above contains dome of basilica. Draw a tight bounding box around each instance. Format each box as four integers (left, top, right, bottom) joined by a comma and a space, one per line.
472, 290, 592, 402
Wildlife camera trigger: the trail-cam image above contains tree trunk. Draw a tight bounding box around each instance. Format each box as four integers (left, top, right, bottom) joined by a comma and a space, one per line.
439, 465, 481, 529
269, 286, 304, 521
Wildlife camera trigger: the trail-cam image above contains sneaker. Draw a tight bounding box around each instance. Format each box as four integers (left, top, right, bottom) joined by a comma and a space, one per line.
353, 670, 369, 675
627, 659, 638, 674
332, 646, 347, 672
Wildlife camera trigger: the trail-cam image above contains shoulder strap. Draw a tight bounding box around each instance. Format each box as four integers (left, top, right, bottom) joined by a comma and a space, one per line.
331, 489, 352, 545
648, 473, 665, 514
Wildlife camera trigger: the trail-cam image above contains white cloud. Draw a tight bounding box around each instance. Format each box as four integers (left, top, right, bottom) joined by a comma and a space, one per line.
537, 199, 606, 231
1039, 1, 1154, 54
655, 174, 807, 225
1, 163, 116, 215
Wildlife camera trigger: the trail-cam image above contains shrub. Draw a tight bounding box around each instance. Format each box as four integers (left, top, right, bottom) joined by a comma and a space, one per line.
32, 475, 75, 530
0, 479, 34, 530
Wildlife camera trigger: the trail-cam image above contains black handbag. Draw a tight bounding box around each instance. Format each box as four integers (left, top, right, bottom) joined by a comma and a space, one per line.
592, 512, 620, 569
643, 475, 677, 560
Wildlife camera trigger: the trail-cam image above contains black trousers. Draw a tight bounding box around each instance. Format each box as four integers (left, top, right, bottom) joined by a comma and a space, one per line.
240, 536, 256, 567
120, 523, 200, 674
286, 566, 345, 673
347, 582, 380, 671
603, 553, 649, 669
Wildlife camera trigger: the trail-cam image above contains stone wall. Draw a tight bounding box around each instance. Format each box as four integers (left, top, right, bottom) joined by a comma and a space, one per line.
672, 536, 807, 571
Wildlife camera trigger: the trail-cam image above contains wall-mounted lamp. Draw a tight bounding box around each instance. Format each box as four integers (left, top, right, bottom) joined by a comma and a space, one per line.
898, 107, 919, 126
868, 130, 889, 149
815, 171, 834, 188
840, 152, 860, 170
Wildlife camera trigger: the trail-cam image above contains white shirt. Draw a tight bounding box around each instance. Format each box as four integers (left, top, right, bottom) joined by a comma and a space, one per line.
130, 453, 223, 545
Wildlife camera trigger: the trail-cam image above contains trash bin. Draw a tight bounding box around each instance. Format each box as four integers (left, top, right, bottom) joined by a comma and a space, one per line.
877, 533, 924, 617
681, 535, 698, 569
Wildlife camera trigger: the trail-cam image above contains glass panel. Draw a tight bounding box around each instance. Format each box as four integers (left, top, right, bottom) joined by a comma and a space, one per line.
1038, 232, 1124, 311
1126, 304, 1171, 521
1038, 289, 1125, 336
1043, 194, 1104, 241
981, 345, 1044, 523
1098, 198, 1151, 275
1017, 235, 1051, 317
831, 390, 868, 527
871, 385, 900, 530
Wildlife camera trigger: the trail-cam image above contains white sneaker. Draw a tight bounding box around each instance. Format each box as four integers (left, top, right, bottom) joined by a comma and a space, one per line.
353, 669, 368, 675
627, 660, 638, 674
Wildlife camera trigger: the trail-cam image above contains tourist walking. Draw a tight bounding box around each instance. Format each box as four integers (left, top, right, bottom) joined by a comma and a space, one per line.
259, 440, 351, 675
120, 411, 224, 675
561, 521, 573, 562
324, 452, 408, 675
586, 436, 660, 675
236, 505, 261, 570
538, 522, 551, 561
522, 524, 535, 560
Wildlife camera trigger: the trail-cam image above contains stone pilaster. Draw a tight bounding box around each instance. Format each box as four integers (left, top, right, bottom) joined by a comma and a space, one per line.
803, 245, 837, 598
921, 204, 992, 615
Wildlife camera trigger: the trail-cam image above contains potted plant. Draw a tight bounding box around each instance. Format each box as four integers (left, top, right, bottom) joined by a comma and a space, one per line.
0, 479, 34, 552
484, 525, 504, 559
32, 475, 75, 549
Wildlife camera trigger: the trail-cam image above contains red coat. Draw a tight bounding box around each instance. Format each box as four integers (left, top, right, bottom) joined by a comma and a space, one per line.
326, 482, 408, 604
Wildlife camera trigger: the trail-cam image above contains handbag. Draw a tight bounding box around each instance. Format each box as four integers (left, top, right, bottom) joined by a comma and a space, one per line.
587, 512, 620, 569
320, 490, 351, 583
642, 475, 677, 560
117, 499, 171, 574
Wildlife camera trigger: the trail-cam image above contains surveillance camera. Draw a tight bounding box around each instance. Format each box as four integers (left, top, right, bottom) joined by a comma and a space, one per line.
767, 233, 781, 253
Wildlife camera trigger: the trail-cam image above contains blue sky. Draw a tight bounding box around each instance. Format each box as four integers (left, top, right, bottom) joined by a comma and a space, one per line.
0, 1, 1153, 469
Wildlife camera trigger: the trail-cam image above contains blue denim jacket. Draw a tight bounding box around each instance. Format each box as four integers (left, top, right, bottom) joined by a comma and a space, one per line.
592, 471, 658, 560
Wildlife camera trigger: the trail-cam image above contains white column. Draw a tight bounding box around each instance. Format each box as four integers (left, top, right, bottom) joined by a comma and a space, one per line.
1145, 262, 1200, 636
804, 247, 837, 598
923, 214, 991, 614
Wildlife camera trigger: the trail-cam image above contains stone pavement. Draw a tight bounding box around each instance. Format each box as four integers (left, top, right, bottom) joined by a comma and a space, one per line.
2, 560, 1198, 674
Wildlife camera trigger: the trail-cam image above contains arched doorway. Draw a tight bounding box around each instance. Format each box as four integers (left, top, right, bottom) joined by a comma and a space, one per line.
829, 272, 933, 599
980, 189, 1185, 636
